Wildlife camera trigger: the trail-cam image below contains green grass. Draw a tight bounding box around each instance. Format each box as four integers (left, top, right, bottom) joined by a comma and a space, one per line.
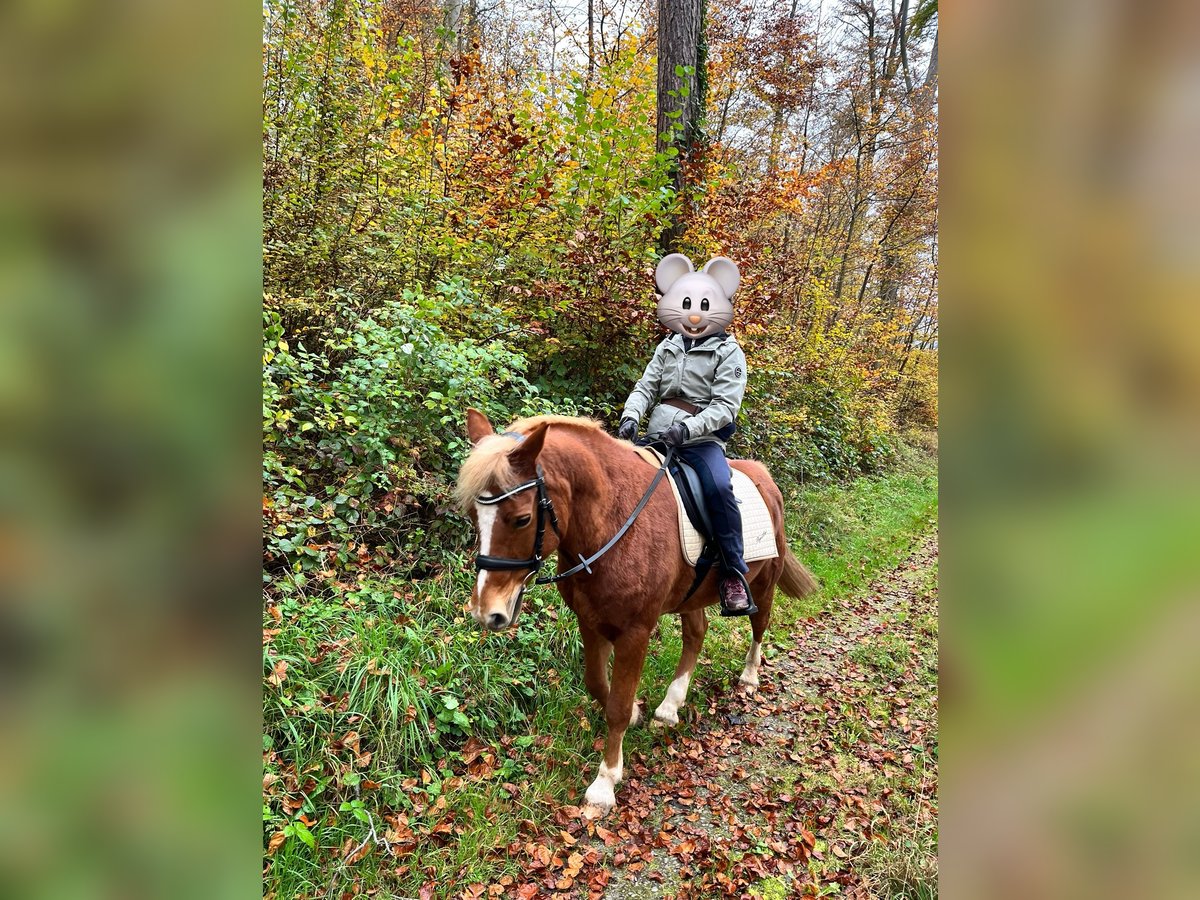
263, 445, 938, 899
786, 460, 938, 618
671, 446, 938, 701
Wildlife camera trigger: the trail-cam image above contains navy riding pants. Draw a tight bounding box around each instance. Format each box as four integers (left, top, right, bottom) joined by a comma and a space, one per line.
676, 442, 748, 575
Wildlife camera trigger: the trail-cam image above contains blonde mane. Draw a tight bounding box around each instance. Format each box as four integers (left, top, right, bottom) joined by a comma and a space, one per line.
507, 414, 603, 433
454, 415, 604, 510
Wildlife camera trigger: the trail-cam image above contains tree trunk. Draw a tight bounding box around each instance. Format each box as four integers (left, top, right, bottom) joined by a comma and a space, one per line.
587, 0, 596, 84
898, 0, 913, 94
923, 27, 937, 89
656, 0, 705, 253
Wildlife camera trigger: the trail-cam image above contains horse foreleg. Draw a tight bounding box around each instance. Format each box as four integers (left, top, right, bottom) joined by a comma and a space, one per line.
653, 610, 708, 727
584, 629, 650, 816
581, 625, 613, 707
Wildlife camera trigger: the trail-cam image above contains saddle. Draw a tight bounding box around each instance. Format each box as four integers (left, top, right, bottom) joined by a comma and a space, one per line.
633, 446, 779, 568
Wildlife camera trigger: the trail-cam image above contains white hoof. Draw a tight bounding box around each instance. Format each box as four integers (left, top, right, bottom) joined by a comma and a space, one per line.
652, 673, 690, 729
739, 642, 762, 693
629, 699, 642, 727
652, 707, 679, 728
584, 776, 616, 814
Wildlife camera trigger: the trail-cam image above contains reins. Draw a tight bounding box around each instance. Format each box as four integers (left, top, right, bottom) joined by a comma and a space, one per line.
475, 445, 676, 585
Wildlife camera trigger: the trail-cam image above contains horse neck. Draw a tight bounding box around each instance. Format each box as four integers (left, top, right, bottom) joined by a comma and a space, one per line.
541, 432, 650, 558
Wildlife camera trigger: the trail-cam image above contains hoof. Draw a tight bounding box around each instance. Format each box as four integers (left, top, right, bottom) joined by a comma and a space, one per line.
629, 699, 642, 728
582, 802, 612, 820
583, 777, 616, 816
738, 675, 759, 694
652, 709, 679, 728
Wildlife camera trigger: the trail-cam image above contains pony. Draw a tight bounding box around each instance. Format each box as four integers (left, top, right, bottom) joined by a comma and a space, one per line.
456, 410, 818, 816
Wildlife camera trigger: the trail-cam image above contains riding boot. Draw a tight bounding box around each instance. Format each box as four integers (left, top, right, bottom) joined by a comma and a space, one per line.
719, 569, 758, 617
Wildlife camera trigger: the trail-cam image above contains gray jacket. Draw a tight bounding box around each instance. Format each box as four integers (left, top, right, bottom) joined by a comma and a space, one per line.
621, 332, 748, 446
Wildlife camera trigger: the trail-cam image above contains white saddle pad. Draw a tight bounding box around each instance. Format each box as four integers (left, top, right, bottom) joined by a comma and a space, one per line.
635, 447, 779, 567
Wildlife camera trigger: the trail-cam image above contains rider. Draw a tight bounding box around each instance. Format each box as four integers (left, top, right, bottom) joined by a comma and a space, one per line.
616, 254, 757, 617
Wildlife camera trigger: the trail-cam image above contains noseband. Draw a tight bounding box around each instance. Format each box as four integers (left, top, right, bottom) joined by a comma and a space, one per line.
474, 446, 675, 586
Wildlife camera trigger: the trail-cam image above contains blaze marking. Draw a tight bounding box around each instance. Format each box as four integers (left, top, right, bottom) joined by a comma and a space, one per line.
474, 502, 498, 601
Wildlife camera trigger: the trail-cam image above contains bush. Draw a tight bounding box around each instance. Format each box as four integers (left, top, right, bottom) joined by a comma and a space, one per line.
263, 284, 562, 575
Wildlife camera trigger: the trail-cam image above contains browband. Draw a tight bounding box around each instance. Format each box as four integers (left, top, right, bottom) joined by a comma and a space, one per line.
476, 478, 539, 505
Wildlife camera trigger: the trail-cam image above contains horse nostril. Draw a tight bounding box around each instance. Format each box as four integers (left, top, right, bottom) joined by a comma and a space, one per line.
487, 612, 509, 630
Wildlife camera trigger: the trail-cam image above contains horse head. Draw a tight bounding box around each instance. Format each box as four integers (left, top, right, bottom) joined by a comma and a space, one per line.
458, 409, 552, 631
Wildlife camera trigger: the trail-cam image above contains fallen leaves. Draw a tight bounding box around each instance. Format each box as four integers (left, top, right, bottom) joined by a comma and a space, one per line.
266, 659, 288, 687
261, 540, 937, 900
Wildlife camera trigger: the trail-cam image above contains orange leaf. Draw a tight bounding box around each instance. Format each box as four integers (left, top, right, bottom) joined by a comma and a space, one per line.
267, 659, 288, 687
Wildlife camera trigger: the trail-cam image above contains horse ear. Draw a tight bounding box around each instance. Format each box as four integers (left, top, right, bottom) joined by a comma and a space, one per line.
508, 422, 549, 473
466, 408, 495, 445
655, 253, 694, 293
703, 257, 741, 298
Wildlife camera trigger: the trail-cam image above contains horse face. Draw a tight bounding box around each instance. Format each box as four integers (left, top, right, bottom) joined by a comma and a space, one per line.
460, 413, 552, 632
468, 491, 539, 631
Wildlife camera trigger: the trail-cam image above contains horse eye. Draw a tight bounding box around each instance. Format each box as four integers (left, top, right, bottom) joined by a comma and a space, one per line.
700, 298, 710, 311
513, 515, 532, 528
682, 297, 691, 310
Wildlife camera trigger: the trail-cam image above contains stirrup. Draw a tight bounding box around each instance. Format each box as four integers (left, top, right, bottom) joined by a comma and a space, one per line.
719, 572, 758, 618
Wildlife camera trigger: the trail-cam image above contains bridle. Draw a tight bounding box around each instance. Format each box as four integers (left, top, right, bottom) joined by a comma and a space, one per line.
474, 440, 675, 590
474, 464, 572, 584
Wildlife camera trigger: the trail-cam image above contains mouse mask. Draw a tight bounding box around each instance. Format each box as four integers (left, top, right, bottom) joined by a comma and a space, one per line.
654, 254, 741, 340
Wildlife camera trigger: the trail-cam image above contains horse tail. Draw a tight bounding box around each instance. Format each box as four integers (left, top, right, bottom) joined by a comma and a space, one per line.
778, 546, 819, 599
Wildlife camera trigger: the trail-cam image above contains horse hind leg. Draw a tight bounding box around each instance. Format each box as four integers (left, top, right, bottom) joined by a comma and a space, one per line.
653, 610, 708, 728
739, 582, 774, 693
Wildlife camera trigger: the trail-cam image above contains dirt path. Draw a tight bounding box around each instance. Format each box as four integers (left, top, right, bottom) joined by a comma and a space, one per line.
589, 534, 940, 899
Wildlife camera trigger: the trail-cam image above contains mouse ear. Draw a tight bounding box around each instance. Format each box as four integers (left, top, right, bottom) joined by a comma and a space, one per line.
655, 254, 694, 293
703, 257, 741, 298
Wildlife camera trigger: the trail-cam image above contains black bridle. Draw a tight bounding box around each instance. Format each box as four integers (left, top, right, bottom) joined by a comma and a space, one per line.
474, 446, 675, 587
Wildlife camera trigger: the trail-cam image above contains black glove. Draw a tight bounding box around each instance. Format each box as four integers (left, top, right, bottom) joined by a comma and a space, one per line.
616, 418, 638, 441
662, 421, 690, 447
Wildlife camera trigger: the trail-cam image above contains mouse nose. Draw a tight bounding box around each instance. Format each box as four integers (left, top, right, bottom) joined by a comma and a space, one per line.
688, 315, 702, 324
487, 611, 510, 631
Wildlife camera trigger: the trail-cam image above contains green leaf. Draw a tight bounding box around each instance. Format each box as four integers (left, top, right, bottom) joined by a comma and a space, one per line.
292, 821, 316, 849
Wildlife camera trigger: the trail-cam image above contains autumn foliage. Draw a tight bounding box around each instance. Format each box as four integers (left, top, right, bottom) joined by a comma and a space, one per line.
262, 0, 937, 896
263, 0, 937, 573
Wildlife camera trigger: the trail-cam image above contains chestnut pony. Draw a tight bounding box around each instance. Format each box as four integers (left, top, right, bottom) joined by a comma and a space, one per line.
457, 410, 817, 815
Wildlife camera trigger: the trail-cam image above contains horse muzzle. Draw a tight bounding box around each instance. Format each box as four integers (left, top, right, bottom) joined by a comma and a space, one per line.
476, 585, 525, 632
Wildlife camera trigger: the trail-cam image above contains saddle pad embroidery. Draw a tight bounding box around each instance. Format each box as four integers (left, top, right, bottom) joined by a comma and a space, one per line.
633, 447, 779, 567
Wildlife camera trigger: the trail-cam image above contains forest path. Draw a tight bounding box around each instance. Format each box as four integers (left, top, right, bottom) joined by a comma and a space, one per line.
591, 534, 939, 900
